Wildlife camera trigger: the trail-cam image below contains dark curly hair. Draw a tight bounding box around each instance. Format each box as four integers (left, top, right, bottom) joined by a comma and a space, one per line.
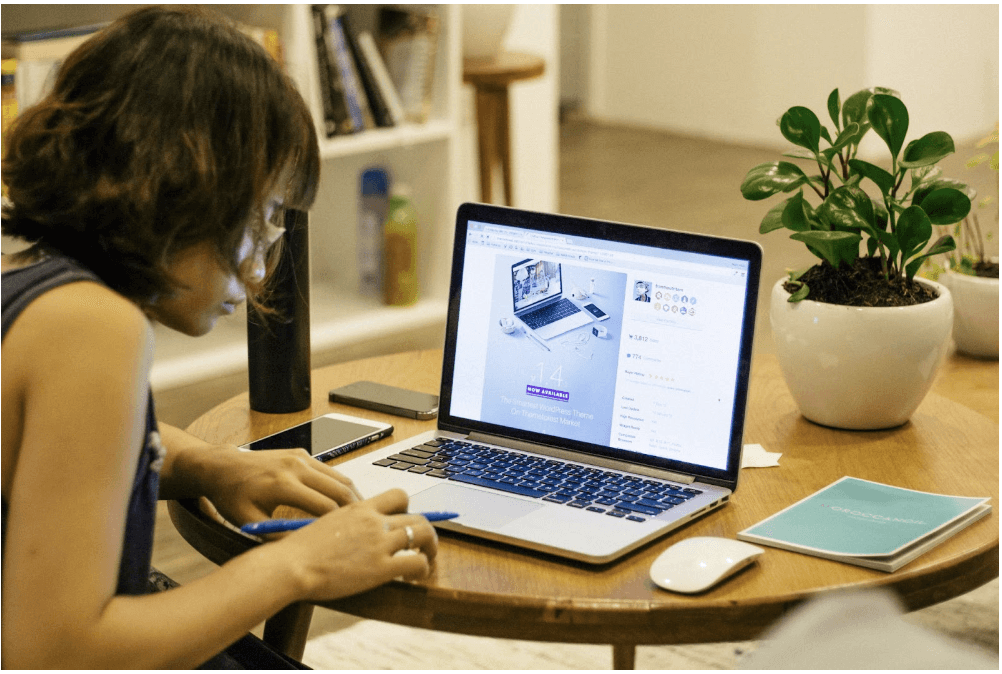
1, 5, 320, 307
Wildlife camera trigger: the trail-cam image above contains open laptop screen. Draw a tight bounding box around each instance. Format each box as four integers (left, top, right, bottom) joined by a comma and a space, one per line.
440, 204, 761, 487
512, 259, 562, 312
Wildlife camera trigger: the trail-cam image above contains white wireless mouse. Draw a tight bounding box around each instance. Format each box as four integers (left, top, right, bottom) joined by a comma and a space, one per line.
650, 536, 764, 594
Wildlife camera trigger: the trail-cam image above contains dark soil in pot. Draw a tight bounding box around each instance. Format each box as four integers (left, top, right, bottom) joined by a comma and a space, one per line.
783, 257, 940, 307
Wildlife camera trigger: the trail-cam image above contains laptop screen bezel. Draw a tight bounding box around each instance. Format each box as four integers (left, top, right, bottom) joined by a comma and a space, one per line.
438, 203, 762, 490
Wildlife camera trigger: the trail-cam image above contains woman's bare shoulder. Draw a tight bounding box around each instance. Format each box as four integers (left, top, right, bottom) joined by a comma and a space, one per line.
5, 280, 154, 365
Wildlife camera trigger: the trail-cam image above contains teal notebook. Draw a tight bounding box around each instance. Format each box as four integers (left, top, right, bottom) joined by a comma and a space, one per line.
737, 477, 991, 572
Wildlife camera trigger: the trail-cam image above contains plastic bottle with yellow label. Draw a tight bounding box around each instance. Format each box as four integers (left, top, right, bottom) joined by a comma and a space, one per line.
383, 186, 418, 306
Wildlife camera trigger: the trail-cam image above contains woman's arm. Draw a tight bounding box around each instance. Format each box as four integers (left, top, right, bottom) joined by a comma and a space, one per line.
156, 423, 362, 525
1, 283, 436, 669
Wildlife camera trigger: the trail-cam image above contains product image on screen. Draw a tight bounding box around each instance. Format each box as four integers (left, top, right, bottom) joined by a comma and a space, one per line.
512, 259, 562, 311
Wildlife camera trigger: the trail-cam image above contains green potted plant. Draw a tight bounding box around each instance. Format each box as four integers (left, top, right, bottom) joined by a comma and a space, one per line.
923, 125, 998, 358
741, 87, 973, 430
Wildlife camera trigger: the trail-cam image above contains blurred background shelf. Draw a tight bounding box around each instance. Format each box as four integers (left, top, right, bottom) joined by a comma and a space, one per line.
3, 3, 559, 392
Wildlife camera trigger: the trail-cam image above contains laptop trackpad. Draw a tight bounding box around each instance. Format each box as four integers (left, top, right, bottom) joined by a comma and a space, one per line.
408, 483, 543, 530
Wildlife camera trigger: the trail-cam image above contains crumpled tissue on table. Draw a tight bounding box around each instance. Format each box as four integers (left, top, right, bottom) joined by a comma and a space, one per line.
741, 443, 781, 468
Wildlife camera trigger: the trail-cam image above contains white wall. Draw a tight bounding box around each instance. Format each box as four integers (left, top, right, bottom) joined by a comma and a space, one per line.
863, 5, 1000, 144
457, 4, 560, 212
586, 4, 999, 149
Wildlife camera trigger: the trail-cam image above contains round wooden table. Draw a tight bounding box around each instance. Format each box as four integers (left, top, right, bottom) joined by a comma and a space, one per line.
171, 350, 998, 669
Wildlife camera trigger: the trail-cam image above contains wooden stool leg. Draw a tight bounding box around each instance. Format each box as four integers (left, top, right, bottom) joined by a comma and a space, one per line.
497, 86, 513, 206
612, 643, 636, 669
263, 602, 315, 661
474, 87, 498, 204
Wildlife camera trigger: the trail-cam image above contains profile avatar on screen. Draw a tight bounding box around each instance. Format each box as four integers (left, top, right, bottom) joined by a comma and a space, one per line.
635, 280, 651, 302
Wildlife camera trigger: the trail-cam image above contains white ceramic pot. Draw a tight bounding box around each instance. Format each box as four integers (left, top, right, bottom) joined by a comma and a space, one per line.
770, 277, 953, 430
942, 270, 999, 359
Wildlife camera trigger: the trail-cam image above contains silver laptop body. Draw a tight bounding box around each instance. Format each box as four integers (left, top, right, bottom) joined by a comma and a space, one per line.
334, 203, 762, 564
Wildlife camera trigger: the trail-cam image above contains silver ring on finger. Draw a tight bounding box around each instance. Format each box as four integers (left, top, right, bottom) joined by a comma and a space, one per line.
403, 524, 415, 550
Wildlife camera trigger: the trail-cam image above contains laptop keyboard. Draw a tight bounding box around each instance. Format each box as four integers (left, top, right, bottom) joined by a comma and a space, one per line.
519, 298, 583, 330
372, 437, 702, 523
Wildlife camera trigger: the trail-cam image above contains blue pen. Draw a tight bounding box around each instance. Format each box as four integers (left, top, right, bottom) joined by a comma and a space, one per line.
240, 511, 460, 535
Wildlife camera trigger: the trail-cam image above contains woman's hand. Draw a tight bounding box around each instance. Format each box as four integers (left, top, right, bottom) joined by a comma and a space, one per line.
197, 445, 363, 525
156, 422, 363, 525
275, 488, 439, 601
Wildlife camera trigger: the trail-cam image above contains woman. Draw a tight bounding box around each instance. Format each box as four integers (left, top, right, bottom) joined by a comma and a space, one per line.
1, 7, 436, 668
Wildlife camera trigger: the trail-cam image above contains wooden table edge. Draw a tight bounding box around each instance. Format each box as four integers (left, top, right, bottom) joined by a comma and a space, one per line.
167, 497, 998, 646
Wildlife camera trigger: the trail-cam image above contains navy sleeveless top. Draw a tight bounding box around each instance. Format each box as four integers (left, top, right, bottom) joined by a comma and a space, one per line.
2, 254, 163, 596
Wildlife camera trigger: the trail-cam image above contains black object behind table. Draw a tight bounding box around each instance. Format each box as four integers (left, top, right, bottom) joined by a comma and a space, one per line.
247, 208, 311, 413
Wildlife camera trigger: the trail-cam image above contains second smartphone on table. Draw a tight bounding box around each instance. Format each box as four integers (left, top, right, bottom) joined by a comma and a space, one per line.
329, 381, 439, 420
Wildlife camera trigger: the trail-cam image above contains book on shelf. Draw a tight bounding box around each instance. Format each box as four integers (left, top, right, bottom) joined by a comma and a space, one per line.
376, 6, 439, 124
356, 31, 406, 128
737, 476, 991, 572
340, 14, 394, 129
320, 4, 375, 135
311, 4, 351, 137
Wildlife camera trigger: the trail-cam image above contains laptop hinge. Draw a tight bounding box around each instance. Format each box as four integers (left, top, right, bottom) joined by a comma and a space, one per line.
466, 432, 696, 484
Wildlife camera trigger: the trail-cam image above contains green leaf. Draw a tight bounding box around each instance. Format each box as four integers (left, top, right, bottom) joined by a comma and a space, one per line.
827, 88, 841, 129
916, 187, 972, 225
817, 185, 877, 235
831, 122, 861, 151
791, 230, 862, 267
842, 89, 871, 129
873, 223, 901, 262
896, 205, 933, 260
740, 162, 810, 200
781, 191, 816, 232
900, 131, 955, 168
782, 149, 816, 161
848, 158, 895, 195
910, 165, 942, 190
780, 106, 822, 153
905, 235, 956, 281
759, 199, 789, 234
868, 94, 909, 160
788, 283, 810, 302
912, 178, 977, 206
818, 148, 839, 171
873, 199, 889, 230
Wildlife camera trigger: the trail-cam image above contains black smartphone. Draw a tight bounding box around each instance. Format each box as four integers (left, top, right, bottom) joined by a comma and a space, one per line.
240, 413, 393, 461
583, 303, 610, 321
329, 381, 439, 420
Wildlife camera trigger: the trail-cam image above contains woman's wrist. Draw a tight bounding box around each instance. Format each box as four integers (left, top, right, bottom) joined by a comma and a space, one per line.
157, 422, 240, 500
188, 539, 314, 631
239, 535, 315, 602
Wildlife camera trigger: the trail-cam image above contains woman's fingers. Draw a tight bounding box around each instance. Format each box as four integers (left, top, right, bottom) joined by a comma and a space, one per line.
382, 511, 439, 562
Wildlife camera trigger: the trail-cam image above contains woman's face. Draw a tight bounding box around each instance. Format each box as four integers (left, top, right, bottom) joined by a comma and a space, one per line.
146, 197, 285, 337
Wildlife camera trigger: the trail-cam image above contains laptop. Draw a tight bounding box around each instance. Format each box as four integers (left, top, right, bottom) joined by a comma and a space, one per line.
511, 258, 593, 339
334, 203, 762, 564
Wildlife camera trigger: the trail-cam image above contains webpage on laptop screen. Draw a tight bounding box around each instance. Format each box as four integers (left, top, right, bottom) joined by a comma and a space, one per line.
450, 221, 750, 471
